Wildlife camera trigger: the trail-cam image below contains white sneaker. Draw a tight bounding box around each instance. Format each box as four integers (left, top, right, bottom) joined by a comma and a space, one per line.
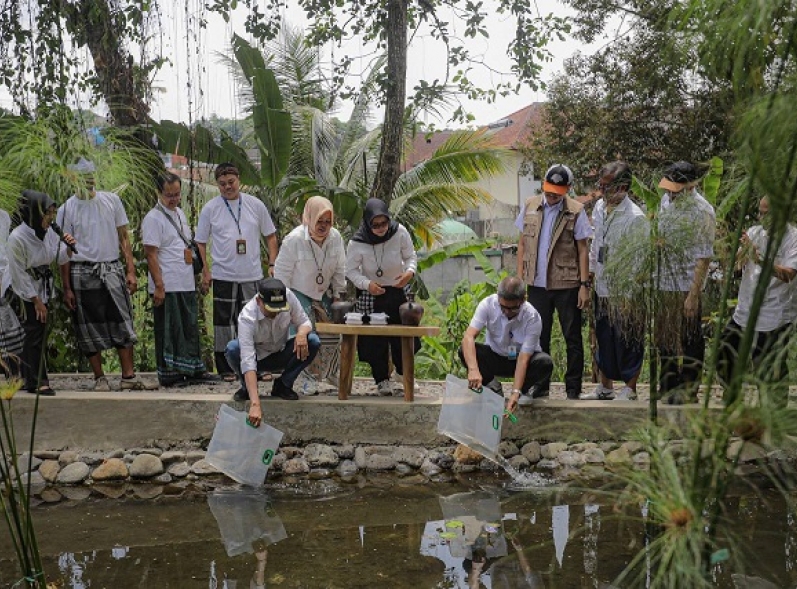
294, 372, 318, 396
615, 386, 638, 401
485, 378, 503, 394
93, 375, 111, 392
516, 393, 533, 406
580, 385, 615, 400
390, 370, 420, 393
377, 380, 394, 396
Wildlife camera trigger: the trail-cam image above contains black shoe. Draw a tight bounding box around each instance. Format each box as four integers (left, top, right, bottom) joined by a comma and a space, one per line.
26, 386, 55, 397
530, 386, 549, 399
190, 372, 222, 385
160, 376, 190, 388
566, 390, 581, 400
233, 387, 248, 402
665, 391, 696, 405
271, 378, 299, 400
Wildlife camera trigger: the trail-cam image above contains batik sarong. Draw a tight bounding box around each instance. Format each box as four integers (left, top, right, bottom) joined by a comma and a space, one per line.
70, 260, 137, 355
154, 291, 206, 383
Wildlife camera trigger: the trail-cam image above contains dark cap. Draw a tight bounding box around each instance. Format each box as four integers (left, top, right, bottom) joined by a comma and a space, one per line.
543, 164, 574, 195
257, 278, 290, 312
658, 161, 700, 192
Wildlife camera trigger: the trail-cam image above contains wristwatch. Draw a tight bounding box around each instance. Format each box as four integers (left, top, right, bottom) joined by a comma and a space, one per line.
580, 280, 592, 288
511, 388, 522, 396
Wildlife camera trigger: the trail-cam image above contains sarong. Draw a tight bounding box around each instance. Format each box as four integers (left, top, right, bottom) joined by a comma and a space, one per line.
71, 261, 137, 355
154, 291, 206, 382
212, 279, 258, 374
292, 289, 340, 384
0, 297, 24, 370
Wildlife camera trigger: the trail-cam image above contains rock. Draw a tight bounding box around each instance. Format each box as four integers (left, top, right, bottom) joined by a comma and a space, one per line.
354, 447, 367, 469
59, 451, 79, 466
366, 454, 396, 471
20, 471, 45, 487
337, 460, 358, 477
168, 461, 191, 477
395, 463, 415, 476
419, 458, 442, 477
521, 442, 541, 463
185, 450, 206, 464
93, 484, 127, 499
34, 450, 60, 460
622, 441, 644, 454
60, 487, 91, 501
428, 450, 454, 470
129, 454, 164, 478
281, 446, 303, 459
132, 485, 163, 500
132, 447, 163, 457
92, 458, 128, 481
738, 443, 767, 464
164, 482, 190, 496
283, 458, 310, 475
498, 441, 520, 458
16, 453, 42, 473
186, 474, 199, 481
726, 439, 744, 460
599, 442, 617, 453
569, 442, 597, 452
606, 446, 632, 465
39, 460, 60, 483
557, 451, 585, 467
509, 455, 530, 469
160, 451, 185, 464
271, 453, 286, 470
304, 444, 339, 467
633, 452, 651, 465
308, 468, 333, 480
190, 460, 220, 475
123, 454, 136, 463
583, 448, 606, 464
393, 446, 426, 468
77, 453, 103, 466
541, 443, 567, 460
153, 473, 173, 484
57, 462, 90, 484
335, 444, 355, 459
106, 450, 125, 459
39, 488, 62, 503
451, 463, 477, 473
535, 459, 558, 470
453, 445, 483, 465
479, 459, 501, 471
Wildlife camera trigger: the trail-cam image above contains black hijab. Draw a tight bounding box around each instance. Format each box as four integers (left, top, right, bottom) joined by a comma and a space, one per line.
19, 190, 56, 241
351, 198, 399, 245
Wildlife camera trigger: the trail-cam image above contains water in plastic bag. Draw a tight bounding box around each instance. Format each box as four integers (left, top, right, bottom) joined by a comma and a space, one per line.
437, 374, 505, 459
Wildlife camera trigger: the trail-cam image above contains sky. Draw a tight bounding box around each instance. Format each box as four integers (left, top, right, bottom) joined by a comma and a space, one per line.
146, 0, 611, 129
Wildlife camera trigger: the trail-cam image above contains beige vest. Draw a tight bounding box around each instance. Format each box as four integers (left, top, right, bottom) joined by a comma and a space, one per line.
520, 194, 585, 290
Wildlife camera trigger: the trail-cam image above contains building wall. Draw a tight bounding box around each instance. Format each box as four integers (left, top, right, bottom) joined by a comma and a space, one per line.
418, 249, 518, 302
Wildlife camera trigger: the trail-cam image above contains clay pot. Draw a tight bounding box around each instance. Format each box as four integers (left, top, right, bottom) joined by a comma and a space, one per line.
331, 300, 354, 324
398, 295, 424, 326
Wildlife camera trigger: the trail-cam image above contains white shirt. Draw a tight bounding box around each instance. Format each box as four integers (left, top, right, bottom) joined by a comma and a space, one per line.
734, 224, 797, 331
345, 225, 417, 291
4, 224, 69, 303
469, 294, 543, 357
195, 193, 276, 282
0, 210, 11, 279
589, 196, 649, 297
515, 199, 593, 288
56, 192, 129, 263
141, 205, 197, 294
237, 289, 312, 375
656, 189, 716, 291
274, 224, 346, 300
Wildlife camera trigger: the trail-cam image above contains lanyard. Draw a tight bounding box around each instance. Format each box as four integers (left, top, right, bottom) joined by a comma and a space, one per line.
223, 197, 243, 236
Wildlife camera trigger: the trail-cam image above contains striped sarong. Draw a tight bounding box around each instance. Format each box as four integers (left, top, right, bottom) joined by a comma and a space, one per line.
154, 291, 206, 383
212, 279, 258, 374
70, 260, 137, 355
0, 297, 24, 360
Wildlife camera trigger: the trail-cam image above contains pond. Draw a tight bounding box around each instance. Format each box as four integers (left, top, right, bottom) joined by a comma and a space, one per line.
1, 476, 795, 588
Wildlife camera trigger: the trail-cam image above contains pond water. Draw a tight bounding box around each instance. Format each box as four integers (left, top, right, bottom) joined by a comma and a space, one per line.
1, 476, 795, 588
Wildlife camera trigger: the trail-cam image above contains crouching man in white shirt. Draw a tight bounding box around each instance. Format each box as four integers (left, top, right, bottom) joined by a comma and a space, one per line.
459, 276, 554, 414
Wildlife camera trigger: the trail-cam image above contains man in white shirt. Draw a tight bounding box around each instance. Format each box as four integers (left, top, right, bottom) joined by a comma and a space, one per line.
582, 161, 649, 401
459, 276, 554, 414
656, 161, 716, 404
195, 162, 279, 380
142, 172, 218, 387
57, 158, 157, 391
718, 197, 797, 407
225, 279, 321, 423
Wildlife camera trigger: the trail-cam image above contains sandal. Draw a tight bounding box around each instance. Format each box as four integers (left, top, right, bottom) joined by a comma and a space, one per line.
26, 386, 56, 397
258, 372, 273, 382
221, 374, 237, 382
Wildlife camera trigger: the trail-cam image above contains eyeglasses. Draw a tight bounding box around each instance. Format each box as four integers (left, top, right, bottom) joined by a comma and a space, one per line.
499, 302, 523, 313
371, 220, 389, 230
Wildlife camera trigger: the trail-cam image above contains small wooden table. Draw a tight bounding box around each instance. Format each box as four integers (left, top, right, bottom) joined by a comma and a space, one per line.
315, 323, 441, 402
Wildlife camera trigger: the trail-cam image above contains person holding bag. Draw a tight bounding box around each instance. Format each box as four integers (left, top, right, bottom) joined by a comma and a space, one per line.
142, 172, 219, 387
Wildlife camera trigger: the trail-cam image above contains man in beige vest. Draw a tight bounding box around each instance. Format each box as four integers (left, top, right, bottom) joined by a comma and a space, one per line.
515, 164, 593, 400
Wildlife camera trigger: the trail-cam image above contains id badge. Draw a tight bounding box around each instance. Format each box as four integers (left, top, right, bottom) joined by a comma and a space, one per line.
598, 245, 607, 264
183, 248, 193, 265
507, 345, 518, 360
236, 239, 247, 255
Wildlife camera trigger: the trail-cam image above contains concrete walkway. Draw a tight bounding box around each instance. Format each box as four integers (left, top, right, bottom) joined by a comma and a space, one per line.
3, 373, 725, 451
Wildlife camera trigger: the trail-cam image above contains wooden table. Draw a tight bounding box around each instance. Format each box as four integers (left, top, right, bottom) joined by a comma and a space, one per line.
315, 323, 441, 402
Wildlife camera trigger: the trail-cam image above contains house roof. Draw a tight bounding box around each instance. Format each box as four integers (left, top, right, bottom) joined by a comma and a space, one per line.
403, 102, 544, 168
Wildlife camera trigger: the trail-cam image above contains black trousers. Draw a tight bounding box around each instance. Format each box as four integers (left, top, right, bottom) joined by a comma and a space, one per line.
357, 287, 420, 383
458, 343, 553, 393
526, 286, 583, 394
717, 318, 790, 407
655, 292, 704, 395
17, 300, 48, 391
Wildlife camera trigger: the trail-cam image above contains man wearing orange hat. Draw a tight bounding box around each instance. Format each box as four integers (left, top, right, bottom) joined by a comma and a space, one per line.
516, 164, 593, 400
655, 161, 716, 404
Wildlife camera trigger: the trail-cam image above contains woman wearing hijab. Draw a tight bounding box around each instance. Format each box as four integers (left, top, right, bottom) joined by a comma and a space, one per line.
3, 190, 75, 395
274, 196, 346, 391
346, 198, 419, 395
